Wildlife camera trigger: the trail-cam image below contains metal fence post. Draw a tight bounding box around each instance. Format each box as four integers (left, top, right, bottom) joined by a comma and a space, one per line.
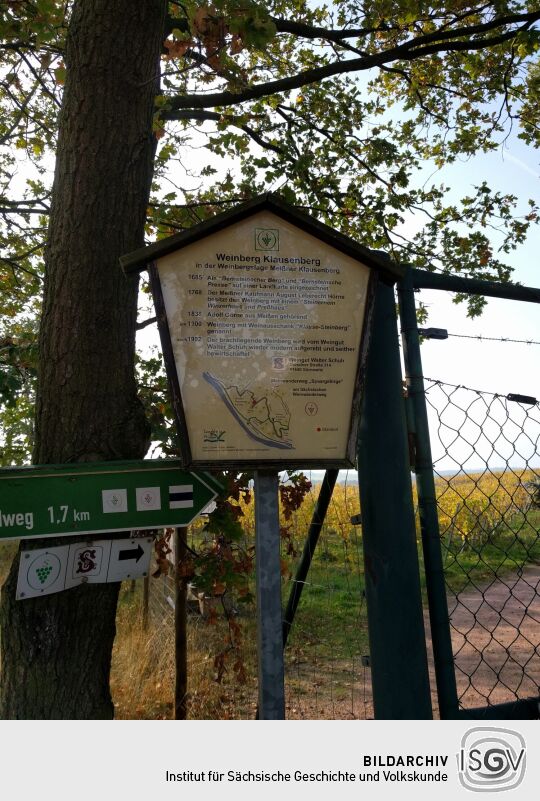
254, 469, 286, 719
357, 279, 432, 719
174, 526, 188, 720
397, 268, 460, 719
282, 468, 339, 648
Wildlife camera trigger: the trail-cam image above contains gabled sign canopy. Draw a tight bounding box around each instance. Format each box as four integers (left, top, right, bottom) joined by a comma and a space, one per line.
121, 194, 403, 469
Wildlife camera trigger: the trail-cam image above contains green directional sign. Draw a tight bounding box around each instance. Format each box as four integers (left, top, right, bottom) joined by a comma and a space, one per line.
0, 459, 222, 541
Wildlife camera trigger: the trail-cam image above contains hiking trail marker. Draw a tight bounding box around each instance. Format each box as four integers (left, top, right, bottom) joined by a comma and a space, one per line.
0, 459, 221, 541
16, 536, 154, 600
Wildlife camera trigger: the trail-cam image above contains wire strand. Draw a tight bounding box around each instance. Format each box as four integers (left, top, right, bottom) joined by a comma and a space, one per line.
447, 332, 540, 346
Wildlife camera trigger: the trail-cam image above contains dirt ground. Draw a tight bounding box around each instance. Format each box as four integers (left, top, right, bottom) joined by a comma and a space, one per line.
445, 563, 540, 710
284, 565, 540, 719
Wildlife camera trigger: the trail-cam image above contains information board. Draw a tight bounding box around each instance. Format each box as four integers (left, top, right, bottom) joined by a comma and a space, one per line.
153, 210, 374, 467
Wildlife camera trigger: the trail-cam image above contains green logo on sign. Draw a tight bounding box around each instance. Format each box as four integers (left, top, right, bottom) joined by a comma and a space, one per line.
255, 228, 279, 251
36, 563, 53, 584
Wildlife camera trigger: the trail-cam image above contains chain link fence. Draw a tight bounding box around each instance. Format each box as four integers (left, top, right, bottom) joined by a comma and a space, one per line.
137, 373, 540, 719
116, 378, 539, 719
142, 473, 371, 719
281, 473, 371, 719
423, 378, 540, 710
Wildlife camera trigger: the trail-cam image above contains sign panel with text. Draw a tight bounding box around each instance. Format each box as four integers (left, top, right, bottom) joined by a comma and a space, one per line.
121, 196, 402, 468
0, 459, 220, 541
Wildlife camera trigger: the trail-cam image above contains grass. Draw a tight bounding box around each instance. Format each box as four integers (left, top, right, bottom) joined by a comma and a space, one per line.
417, 521, 540, 599
442, 513, 540, 594
281, 528, 368, 659
1, 467, 538, 719
111, 582, 258, 719
111, 586, 176, 719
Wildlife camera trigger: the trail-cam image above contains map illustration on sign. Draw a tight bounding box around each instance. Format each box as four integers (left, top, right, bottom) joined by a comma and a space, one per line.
203, 372, 293, 450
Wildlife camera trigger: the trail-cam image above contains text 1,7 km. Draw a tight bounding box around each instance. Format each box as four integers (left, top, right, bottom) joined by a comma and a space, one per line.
47, 505, 90, 525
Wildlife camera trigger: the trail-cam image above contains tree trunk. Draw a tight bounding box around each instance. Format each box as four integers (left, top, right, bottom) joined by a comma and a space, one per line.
0, 0, 166, 719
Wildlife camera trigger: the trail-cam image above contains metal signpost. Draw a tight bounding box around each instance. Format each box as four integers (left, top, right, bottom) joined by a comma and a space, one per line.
121, 194, 402, 719
0, 459, 220, 541
254, 470, 285, 719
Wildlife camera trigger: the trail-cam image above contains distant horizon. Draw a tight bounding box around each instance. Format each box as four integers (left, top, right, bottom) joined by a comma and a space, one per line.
296, 464, 540, 485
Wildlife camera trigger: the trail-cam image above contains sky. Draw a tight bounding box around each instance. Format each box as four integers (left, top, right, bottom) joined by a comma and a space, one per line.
136, 116, 540, 479
407, 135, 540, 474
417, 144, 538, 383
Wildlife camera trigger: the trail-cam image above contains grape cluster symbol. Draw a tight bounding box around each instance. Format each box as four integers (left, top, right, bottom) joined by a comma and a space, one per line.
255, 228, 279, 251
36, 562, 53, 584
25, 552, 62, 593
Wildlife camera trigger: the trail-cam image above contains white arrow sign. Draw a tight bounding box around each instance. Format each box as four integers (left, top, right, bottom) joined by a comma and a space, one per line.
107, 539, 152, 582
16, 536, 153, 600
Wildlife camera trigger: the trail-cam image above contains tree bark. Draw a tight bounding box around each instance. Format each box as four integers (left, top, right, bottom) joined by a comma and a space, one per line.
0, 0, 167, 719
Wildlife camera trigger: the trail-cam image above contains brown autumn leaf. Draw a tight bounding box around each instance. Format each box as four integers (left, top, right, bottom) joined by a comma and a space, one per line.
175, 552, 195, 575
280, 558, 291, 578
163, 37, 193, 59
230, 33, 244, 54
233, 659, 247, 684
214, 651, 227, 683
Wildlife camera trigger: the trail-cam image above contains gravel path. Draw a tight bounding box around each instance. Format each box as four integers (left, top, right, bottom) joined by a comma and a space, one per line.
285, 565, 540, 719
446, 563, 540, 709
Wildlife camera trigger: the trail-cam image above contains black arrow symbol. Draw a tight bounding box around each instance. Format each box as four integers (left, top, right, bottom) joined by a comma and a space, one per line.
118, 544, 144, 563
